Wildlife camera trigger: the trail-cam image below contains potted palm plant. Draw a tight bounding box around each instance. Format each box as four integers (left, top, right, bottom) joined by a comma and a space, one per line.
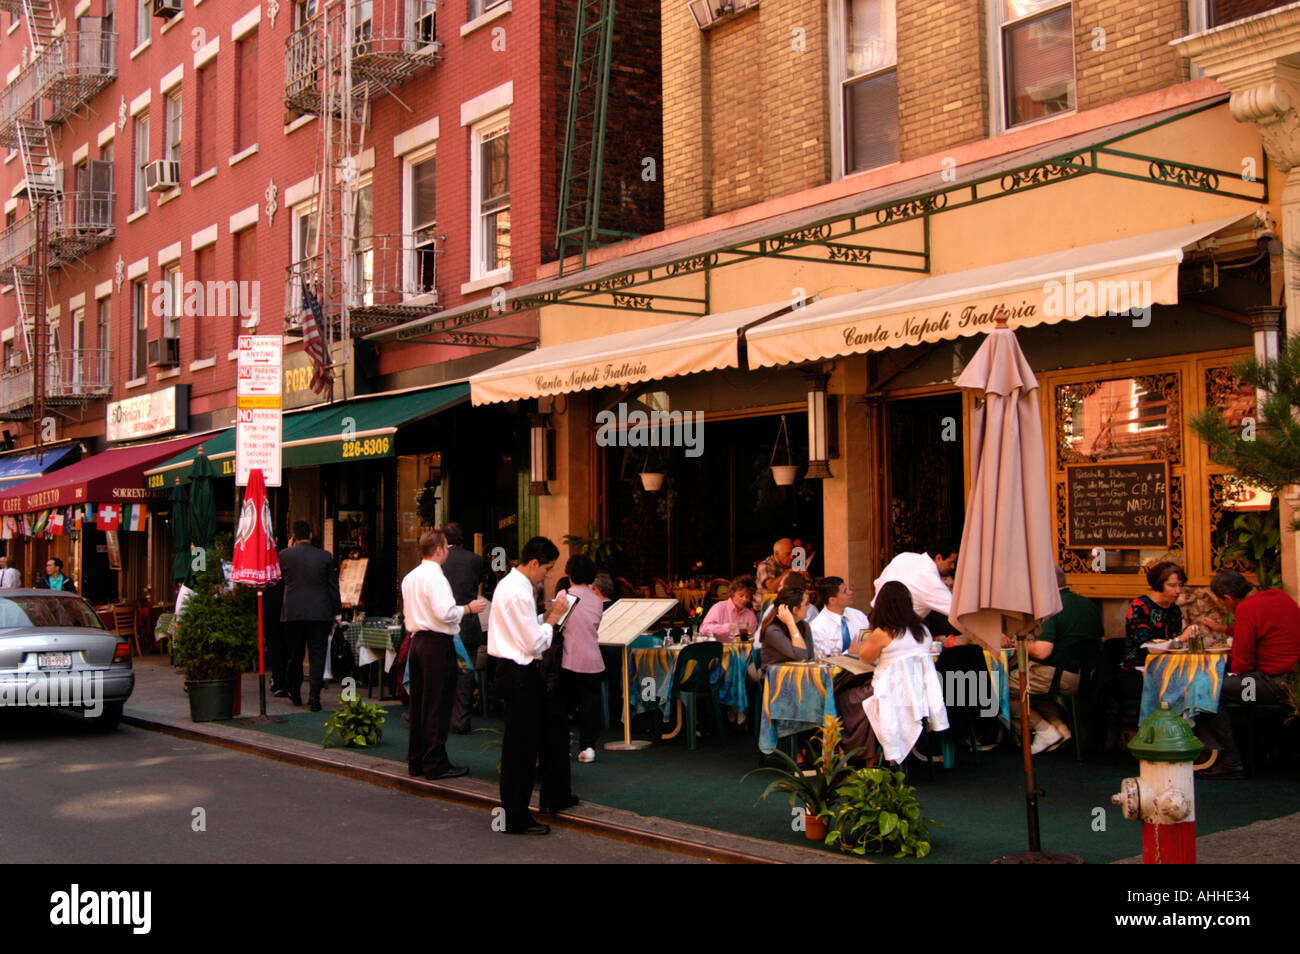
172, 568, 257, 722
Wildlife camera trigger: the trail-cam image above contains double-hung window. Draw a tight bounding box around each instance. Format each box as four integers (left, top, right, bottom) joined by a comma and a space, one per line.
351, 179, 374, 306
998, 0, 1076, 128
165, 90, 182, 167
471, 117, 510, 280
290, 201, 319, 322
469, 0, 509, 18
132, 111, 149, 212
135, 0, 150, 49
841, 0, 898, 174
405, 150, 437, 297
131, 278, 147, 378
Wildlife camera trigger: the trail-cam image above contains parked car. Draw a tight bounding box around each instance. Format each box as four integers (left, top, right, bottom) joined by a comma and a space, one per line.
0, 590, 133, 728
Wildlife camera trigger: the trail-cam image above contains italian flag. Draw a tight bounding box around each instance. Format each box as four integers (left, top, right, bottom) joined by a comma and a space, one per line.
125, 504, 147, 532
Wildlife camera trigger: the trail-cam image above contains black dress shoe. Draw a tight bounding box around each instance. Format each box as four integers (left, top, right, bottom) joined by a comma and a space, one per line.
309, 701, 322, 712
505, 823, 550, 836
288, 693, 303, 707
408, 765, 424, 778
426, 765, 469, 780
541, 795, 581, 813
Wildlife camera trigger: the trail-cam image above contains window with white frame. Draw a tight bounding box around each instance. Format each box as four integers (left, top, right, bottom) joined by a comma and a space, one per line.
293, 0, 319, 28
408, 0, 436, 46
71, 307, 85, 386
165, 90, 181, 167
162, 264, 181, 341
290, 200, 319, 318
351, 178, 373, 306
131, 278, 147, 377
135, 0, 150, 48
405, 148, 436, 297
469, 0, 509, 18
132, 111, 149, 211
353, 0, 373, 53
998, 0, 1075, 129
471, 116, 510, 280
841, 0, 898, 174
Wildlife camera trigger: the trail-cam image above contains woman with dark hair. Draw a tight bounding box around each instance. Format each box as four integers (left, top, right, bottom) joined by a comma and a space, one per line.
759, 584, 814, 670
861, 580, 949, 764
1122, 561, 1185, 671
551, 553, 605, 765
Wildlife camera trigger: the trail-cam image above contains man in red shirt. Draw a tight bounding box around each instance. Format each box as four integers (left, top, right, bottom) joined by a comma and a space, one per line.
1197, 569, 1300, 779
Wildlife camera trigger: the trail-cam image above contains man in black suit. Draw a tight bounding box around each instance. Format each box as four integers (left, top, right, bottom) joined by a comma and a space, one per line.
444, 522, 489, 733
279, 521, 341, 712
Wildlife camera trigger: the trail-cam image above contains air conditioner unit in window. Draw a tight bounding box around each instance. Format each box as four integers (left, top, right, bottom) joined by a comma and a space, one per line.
147, 337, 180, 368
153, 0, 183, 19
144, 159, 180, 193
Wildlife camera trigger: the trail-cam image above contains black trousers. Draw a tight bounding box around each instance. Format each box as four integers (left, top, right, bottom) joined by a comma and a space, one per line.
284, 620, 331, 703
407, 633, 458, 775
451, 639, 484, 732
497, 658, 570, 830
557, 668, 603, 751
1194, 670, 1286, 764
265, 620, 287, 691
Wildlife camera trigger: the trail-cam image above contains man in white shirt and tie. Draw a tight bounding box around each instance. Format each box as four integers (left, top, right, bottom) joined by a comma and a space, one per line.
871, 541, 959, 619
0, 555, 20, 589
402, 528, 487, 781
810, 577, 871, 659
488, 536, 568, 836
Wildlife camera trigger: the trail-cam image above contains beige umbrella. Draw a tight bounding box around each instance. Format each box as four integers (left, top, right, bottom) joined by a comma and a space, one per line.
950, 311, 1066, 859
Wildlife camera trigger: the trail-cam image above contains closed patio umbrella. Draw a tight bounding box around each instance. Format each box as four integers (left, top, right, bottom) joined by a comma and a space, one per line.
950, 311, 1065, 859
188, 446, 217, 563
169, 478, 191, 583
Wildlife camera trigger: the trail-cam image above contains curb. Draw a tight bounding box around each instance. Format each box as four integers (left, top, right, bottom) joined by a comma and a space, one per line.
122, 712, 860, 865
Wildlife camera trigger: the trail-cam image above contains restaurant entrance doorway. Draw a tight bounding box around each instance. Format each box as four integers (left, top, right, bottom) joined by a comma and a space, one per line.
884, 391, 965, 558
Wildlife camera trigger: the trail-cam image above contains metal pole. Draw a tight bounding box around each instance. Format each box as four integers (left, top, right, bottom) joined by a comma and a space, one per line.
258, 587, 267, 717
1018, 634, 1041, 852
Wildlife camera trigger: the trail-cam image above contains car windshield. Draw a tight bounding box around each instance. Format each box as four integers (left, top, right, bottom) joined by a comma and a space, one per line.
0, 596, 106, 630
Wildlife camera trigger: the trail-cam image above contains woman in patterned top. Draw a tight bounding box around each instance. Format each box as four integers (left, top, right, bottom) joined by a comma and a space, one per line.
1123, 561, 1186, 670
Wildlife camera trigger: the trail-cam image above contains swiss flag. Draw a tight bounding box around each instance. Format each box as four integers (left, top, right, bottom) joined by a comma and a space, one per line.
96, 503, 120, 531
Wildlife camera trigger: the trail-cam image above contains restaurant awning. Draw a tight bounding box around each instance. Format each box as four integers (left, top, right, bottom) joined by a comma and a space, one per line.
144, 382, 470, 489
0, 433, 211, 515
468, 302, 793, 405
745, 215, 1257, 369
0, 443, 79, 485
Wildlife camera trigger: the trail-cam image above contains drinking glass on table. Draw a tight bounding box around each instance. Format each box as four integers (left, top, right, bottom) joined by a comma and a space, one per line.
728, 621, 739, 638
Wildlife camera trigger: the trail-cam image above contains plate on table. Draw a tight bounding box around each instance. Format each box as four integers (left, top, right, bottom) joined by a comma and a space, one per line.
1141, 640, 1177, 653
1204, 646, 1231, 654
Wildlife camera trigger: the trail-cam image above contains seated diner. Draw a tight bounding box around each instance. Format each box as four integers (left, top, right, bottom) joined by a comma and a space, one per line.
698, 574, 759, 643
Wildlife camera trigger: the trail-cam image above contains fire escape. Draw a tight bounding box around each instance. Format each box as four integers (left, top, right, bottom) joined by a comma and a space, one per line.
0, 0, 116, 427
283, 0, 443, 366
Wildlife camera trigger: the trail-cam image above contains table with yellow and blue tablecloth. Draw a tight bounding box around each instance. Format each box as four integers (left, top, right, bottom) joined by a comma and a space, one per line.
982, 648, 1012, 726
758, 661, 840, 755
1140, 651, 1227, 725
627, 641, 751, 719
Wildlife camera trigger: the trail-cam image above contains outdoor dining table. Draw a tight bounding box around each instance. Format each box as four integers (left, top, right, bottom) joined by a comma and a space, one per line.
982, 648, 1013, 725
627, 639, 750, 720
340, 618, 404, 698
758, 660, 840, 755
1139, 648, 1229, 724
672, 587, 706, 615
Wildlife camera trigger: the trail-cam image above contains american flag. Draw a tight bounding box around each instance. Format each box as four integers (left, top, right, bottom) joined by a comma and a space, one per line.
300, 284, 333, 398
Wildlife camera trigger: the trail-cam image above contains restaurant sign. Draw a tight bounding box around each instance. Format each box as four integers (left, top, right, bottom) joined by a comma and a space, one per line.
106, 385, 190, 443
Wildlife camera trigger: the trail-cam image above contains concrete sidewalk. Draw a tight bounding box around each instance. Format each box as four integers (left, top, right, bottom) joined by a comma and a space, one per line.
122, 655, 852, 863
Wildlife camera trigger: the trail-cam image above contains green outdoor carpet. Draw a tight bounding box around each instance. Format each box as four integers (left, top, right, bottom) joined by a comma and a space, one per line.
230, 704, 1300, 864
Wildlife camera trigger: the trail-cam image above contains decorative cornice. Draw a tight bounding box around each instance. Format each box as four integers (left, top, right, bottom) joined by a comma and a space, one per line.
1172, 3, 1300, 72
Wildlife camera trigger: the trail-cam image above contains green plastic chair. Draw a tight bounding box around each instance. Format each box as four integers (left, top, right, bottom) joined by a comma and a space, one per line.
669, 642, 724, 750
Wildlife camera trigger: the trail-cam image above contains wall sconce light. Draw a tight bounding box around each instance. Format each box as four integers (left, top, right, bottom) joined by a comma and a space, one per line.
529, 411, 551, 496
805, 372, 833, 480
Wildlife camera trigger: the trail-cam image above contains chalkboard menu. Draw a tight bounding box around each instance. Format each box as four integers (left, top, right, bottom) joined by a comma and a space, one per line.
1066, 460, 1170, 549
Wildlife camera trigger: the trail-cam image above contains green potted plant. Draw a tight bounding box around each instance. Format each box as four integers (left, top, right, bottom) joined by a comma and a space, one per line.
823, 767, 940, 858
744, 716, 857, 840
323, 694, 387, 747
562, 521, 623, 572
172, 569, 257, 722
1215, 499, 1282, 590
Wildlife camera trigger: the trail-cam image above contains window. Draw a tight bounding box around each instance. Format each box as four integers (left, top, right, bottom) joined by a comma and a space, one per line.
102, 1, 116, 68
999, 0, 1075, 128
233, 228, 256, 343
131, 278, 147, 378
132, 111, 149, 211
290, 202, 318, 319
405, 151, 436, 296
471, 118, 510, 279
293, 0, 318, 27
96, 295, 111, 351
71, 307, 85, 386
195, 65, 217, 174
235, 34, 259, 153
165, 90, 181, 166
841, 0, 898, 174
353, 0, 373, 54
193, 243, 214, 358
351, 179, 373, 306
135, 0, 150, 48
409, 0, 435, 46
162, 264, 181, 341
469, 0, 509, 18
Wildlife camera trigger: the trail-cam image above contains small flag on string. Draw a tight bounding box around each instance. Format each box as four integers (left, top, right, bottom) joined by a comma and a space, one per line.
125, 504, 147, 532
49, 511, 65, 536
19, 514, 31, 537
96, 503, 120, 531
0, 516, 13, 540
30, 510, 49, 535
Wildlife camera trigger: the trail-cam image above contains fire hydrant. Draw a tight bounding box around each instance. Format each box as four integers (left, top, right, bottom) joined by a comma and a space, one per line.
1110, 703, 1202, 864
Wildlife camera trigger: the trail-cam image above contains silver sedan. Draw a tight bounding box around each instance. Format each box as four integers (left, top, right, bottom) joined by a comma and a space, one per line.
0, 590, 133, 728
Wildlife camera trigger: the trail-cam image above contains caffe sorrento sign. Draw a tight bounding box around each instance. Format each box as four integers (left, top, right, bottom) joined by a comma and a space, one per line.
106, 385, 189, 443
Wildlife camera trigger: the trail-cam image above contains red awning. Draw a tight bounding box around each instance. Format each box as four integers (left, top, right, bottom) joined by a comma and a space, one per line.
0, 434, 211, 515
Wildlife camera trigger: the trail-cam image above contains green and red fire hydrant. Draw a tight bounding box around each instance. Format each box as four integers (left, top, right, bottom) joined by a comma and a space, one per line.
1110, 703, 1203, 864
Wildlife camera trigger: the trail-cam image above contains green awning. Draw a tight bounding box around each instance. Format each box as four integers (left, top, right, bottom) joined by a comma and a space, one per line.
144, 383, 469, 490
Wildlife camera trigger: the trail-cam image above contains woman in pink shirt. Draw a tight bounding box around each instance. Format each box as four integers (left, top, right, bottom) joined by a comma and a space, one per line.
553, 554, 606, 765
699, 575, 760, 643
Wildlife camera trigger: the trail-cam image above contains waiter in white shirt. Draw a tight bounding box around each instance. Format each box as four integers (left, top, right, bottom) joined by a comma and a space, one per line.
488, 536, 568, 836
0, 555, 20, 589
810, 577, 872, 658
872, 542, 959, 618
402, 528, 487, 781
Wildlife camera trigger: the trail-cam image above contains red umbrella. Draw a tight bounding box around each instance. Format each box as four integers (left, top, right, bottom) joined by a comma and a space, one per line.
231, 468, 281, 720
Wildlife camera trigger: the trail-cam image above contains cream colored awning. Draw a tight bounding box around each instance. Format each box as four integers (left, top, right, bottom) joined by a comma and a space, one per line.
745, 215, 1258, 369
469, 301, 790, 405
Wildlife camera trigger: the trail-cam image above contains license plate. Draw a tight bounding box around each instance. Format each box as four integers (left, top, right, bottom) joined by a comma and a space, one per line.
37, 653, 72, 670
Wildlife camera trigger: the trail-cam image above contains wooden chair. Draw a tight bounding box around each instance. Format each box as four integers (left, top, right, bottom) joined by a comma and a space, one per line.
650, 578, 671, 598
707, 578, 731, 601
615, 577, 643, 599
112, 604, 143, 658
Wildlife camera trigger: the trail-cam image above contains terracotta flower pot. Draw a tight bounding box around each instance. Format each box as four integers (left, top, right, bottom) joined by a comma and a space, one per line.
640, 472, 665, 491
771, 464, 798, 486
804, 809, 828, 840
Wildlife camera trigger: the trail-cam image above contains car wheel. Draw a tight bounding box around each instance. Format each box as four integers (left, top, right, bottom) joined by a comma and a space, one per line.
91, 702, 123, 731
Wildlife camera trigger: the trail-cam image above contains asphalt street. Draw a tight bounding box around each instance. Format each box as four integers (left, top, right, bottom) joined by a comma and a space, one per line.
0, 711, 703, 864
